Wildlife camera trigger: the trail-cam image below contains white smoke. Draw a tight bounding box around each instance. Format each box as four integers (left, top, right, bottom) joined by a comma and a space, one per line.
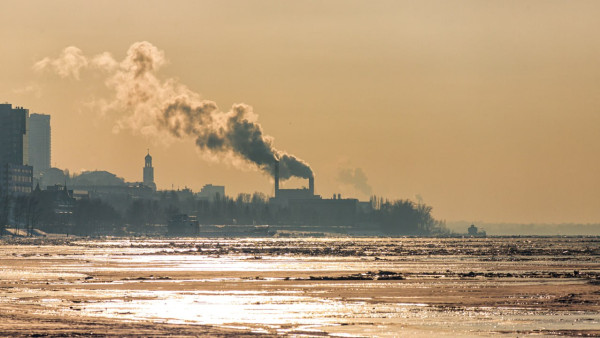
338, 167, 373, 196
33, 46, 89, 80
34, 42, 313, 180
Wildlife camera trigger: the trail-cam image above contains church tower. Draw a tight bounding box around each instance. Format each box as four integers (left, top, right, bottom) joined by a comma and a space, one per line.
143, 150, 156, 190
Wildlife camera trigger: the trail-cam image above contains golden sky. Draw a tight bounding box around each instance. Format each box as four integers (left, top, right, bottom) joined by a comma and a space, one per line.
1, 0, 599, 223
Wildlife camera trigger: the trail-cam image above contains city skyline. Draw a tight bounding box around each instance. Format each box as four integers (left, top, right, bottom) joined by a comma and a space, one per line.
2, 1, 600, 223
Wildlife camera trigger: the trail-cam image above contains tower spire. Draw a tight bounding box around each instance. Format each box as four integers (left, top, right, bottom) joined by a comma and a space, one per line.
143, 150, 156, 191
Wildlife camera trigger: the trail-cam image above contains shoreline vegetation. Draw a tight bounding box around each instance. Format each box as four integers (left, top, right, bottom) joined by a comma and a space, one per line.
3, 181, 598, 237
2, 189, 449, 237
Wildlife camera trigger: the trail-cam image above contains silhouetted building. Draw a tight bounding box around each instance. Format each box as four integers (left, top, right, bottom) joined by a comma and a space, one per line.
33, 184, 76, 233
38, 167, 67, 188
0, 103, 29, 165
72, 170, 126, 187
143, 150, 156, 190
197, 184, 225, 202
2, 164, 34, 194
269, 160, 359, 227
468, 224, 486, 237
28, 113, 51, 178
271, 160, 317, 206
44, 184, 75, 218
468, 224, 478, 235
288, 197, 359, 226
0, 103, 33, 194
69, 170, 155, 207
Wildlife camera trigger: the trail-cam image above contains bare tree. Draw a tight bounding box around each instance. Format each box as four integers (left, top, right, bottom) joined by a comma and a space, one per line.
0, 187, 10, 236
25, 194, 41, 236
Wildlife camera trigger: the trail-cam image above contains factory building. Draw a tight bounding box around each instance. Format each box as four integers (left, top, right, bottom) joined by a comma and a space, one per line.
271, 160, 317, 206
287, 197, 359, 226
270, 160, 359, 227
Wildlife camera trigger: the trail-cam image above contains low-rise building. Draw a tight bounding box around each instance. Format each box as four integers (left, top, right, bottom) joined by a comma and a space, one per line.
197, 184, 225, 202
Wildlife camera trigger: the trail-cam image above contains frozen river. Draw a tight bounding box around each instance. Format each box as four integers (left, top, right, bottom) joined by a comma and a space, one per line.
1, 237, 599, 336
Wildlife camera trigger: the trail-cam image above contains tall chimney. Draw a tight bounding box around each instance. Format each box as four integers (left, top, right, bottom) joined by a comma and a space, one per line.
309, 175, 314, 196
274, 160, 280, 197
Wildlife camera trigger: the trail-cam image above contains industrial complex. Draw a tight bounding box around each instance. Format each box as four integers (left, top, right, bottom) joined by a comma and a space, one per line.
1, 102, 441, 237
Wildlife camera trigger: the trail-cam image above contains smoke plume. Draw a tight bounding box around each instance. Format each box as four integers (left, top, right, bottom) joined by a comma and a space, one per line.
338, 167, 373, 196
34, 42, 313, 180
33, 46, 88, 80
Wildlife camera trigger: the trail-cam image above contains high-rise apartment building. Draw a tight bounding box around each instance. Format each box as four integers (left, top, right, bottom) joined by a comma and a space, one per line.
28, 113, 51, 177
0, 103, 33, 194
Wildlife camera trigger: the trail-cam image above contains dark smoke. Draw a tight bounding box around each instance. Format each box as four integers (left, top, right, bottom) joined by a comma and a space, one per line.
278, 154, 313, 180
162, 97, 313, 180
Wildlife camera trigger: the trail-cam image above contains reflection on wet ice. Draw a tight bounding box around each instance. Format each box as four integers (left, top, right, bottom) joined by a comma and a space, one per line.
1, 237, 599, 336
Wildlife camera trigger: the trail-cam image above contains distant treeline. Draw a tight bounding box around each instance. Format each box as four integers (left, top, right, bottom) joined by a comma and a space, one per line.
367, 196, 447, 235
0, 187, 447, 236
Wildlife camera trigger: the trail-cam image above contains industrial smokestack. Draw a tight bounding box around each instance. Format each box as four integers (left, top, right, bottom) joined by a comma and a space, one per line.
274, 160, 280, 197
309, 175, 314, 196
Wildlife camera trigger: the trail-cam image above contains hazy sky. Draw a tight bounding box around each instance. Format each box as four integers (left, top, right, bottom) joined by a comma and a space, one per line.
2, 1, 599, 223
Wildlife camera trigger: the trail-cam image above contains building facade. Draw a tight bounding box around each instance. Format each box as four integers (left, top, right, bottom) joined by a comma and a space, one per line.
3, 164, 33, 194
28, 113, 51, 178
197, 184, 225, 201
0, 103, 33, 195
